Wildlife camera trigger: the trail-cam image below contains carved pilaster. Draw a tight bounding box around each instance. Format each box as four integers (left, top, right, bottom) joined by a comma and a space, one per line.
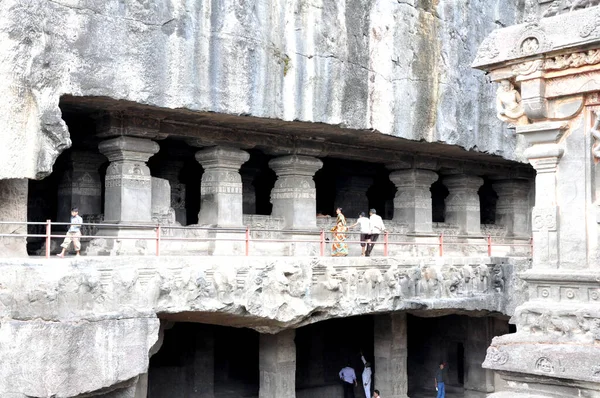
99, 137, 160, 223
517, 122, 566, 269
444, 174, 484, 235
389, 169, 438, 233
269, 155, 323, 230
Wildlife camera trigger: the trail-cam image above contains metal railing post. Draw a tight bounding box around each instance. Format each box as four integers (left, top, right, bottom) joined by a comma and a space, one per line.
319, 230, 325, 256
439, 232, 444, 257
155, 225, 161, 256
245, 226, 250, 256
384, 231, 389, 257
530, 237, 534, 256
487, 234, 492, 257
45, 219, 51, 259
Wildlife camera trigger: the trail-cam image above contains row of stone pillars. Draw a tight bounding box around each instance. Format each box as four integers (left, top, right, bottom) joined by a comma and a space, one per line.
178, 313, 406, 398
60, 136, 530, 237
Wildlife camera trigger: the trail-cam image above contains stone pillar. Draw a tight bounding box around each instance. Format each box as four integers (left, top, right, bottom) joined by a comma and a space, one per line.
259, 330, 296, 398
335, 176, 372, 217
195, 146, 249, 227
492, 179, 531, 238
374, 313, 408, 398
99, 137, 160, 223
57, 151, 104, 223
389, 169, 438, 233
444, 174, 484, 235
464, 318, 494, 396
0, 179, 27, 257
269, 155, 323, 230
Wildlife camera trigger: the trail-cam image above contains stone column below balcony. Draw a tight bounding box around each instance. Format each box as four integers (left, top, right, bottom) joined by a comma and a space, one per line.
492, 179, 531, 238
335, 176, 372, 217
269, 155, 323, 230
444, 174, 484, 235
389, 169, 438, 233
374, 313, 408, 398
259, 330, 296, 398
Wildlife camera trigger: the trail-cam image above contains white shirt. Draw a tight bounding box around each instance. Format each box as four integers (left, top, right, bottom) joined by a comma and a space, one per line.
339, 366, 356, 384
358, 217, 371, 234
369, 214, 385, 234
361, 356, 372, 384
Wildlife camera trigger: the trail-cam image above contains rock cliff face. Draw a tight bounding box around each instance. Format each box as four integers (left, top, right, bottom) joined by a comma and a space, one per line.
0, 0, 524, 179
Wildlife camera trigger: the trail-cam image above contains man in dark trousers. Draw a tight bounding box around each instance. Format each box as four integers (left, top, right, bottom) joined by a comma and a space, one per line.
339, 362, 357, 398
434, 362, 448, 398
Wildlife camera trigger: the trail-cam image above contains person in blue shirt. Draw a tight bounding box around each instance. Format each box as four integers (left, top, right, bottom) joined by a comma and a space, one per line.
57, 207, 83, 258
434, 362, 448, 398
339, 362, 357, 398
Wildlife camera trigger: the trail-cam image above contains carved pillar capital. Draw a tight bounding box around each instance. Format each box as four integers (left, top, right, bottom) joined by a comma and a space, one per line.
389, 169, 439, 233
99, 136, 160, 163
268, 155, 323, 177
195, 146, 251, 171
269, 155, 323, 230
194, 146, 249, 227
98, 137, 160, 223
444, 174, 484, 235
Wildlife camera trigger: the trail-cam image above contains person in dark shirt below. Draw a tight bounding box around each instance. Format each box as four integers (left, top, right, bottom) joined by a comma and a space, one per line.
434, 362, 448, 398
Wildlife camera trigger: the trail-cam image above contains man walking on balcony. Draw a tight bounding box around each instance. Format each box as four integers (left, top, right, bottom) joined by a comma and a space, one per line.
365, 209, 385, 257
57, 207, 83, 258
339, 362, 357, 398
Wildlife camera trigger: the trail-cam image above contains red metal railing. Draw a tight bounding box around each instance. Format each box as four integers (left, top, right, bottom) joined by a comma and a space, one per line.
0, 221, 533, 259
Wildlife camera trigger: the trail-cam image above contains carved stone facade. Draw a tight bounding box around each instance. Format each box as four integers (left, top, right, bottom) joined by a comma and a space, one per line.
474, 7, 600, 398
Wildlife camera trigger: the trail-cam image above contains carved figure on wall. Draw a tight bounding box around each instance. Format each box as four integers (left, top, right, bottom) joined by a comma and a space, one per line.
591, 110, 600, 159
322, 265, 341, 292
475, 264, 491, 293
542, 0, 562, 17
441, 266, 461, 298
571, 0, 600, 12
419, 266, 442, 298
492, 264, 505, 292
496, 80, 528, 126
459, 266, 474, 296
213, 267, 237, 304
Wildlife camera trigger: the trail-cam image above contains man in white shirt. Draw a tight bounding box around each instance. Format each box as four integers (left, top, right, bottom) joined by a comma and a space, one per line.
350, 212, 371, 256
339, 363, 357, 398
365, 209, 385, 257
360, 353, 372, 398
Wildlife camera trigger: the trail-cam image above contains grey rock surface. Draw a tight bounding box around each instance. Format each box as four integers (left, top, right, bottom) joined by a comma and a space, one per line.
0, 318, 158, 398
0, 0, 525, 180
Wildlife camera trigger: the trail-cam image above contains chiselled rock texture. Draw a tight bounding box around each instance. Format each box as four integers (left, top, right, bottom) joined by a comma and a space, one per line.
0, 0, 524, 179
0, 318, 158, 398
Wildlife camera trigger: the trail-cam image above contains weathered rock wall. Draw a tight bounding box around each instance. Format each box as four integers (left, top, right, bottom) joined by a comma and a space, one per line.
0, 0, 524, 179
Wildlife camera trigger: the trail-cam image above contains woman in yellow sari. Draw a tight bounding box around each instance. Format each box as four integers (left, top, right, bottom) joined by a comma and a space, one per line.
331, 207, 349, 257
